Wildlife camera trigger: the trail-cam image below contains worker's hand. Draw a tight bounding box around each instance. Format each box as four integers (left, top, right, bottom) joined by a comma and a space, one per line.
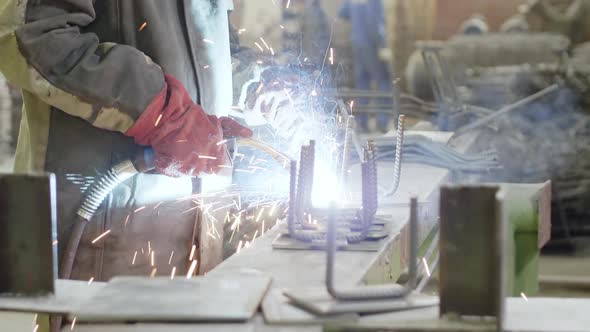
126, 74, 252, 177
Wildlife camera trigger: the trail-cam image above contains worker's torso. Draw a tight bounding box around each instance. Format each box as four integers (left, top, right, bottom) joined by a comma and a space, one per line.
16, 0, 233, 280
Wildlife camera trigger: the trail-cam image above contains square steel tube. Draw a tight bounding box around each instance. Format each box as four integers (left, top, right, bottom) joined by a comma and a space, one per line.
439, 185, 505, 326
0, 173, 57, 295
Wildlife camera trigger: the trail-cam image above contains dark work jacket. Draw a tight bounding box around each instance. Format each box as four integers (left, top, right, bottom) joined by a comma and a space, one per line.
0, 0, 234, 280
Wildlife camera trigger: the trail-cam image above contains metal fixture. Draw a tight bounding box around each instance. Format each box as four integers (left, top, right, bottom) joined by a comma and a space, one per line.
280, 115, 406, 249
454, 84, 560, 136
325, 197, 418, 300
285, 138, 381, 245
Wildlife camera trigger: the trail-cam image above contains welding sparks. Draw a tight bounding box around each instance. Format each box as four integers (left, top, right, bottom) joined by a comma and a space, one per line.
138, 22, 147, 32
279, 25, 285, 29
203, 65, 210, 69
521, 292, 529, 302
216, 139, 228, 146
134, 206, 146, 213
189, 245, 196, 261
237, 240, 243, 253
329, 48, 334, 65
422, 258, 431, 277
270, 47, 275, 56
256, 208, 265, 222
182, 205, 200, 214
311, 89, 318, 97
254, 42, 264, 52
148, 241, 151, 254
171, 266, 176, 280
91, 230, 111, 244
259, 37, 270, 50
286, 0, 291, 8
212, 202, 235, 212
132, 251, 138, 265
168, 251, 174, 265
238, 28, 246, 34
33, 324, 39, 332
154, 113, 163, 127
151, 251, 155, 267
52, 240, 58, 246
256, 82, 264, 95
150, 268, 157, 278
186, 260, 197, 279
70, 317, 77, 330
88, 277, 94, 285
198, 155, 217, 160
202, 38, 214, 44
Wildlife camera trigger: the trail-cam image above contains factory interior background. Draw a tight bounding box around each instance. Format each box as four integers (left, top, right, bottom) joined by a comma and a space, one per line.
1, 0, 590, 331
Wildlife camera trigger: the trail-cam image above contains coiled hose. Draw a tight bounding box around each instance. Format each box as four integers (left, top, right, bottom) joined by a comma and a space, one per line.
53, 153, 150, 332
60, 158, 145, 279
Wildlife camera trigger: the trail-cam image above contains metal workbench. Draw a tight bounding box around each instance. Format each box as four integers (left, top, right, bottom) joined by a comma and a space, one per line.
5, 131, 573, 332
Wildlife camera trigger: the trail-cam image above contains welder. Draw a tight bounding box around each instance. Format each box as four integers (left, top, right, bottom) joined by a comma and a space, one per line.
339, 0, 393, 132
0, 0, 254, 281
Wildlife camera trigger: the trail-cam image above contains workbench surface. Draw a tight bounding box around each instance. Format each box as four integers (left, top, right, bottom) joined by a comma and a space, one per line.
61, 132, 464, 331
1, 131, 490, 332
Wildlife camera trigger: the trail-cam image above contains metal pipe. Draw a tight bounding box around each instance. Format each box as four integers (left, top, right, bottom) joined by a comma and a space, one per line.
455, 84, 560, 136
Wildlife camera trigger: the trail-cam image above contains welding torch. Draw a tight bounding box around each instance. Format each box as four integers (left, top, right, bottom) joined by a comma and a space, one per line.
60, 136, 290, 280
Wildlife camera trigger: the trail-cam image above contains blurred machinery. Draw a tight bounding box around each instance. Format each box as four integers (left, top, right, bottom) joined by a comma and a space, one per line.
399, 1, 590, 243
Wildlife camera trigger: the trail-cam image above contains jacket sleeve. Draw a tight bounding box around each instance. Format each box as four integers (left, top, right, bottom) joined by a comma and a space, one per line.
0, 0, 165, 133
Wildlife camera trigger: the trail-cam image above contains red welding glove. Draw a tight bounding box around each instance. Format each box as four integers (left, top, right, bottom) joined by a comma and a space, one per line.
126, 74, 253, 177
